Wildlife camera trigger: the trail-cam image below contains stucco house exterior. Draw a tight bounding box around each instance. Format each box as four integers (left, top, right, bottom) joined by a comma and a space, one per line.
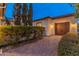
33, 14, 77, 36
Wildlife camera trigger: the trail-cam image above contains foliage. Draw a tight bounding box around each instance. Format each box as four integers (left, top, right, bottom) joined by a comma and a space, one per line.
0, 25, 45, 46
21, 3, 28, 25
28, 3, 32, 26
13, 3, 32, 26
74, 3, 79, 18
13, 3, 22, 25
58, 32, 79, 56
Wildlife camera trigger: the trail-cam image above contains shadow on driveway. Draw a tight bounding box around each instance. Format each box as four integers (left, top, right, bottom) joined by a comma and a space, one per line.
1, 36, 62, 56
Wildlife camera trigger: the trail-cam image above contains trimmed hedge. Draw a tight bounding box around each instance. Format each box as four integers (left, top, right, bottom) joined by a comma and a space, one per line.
58, 32, 79, 56
0, 25, 45, 47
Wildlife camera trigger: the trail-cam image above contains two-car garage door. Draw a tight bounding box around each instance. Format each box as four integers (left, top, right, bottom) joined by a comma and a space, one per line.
55, 22, 70, 35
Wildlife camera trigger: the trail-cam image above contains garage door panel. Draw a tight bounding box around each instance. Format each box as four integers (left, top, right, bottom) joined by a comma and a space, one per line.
55, 22, 69, 35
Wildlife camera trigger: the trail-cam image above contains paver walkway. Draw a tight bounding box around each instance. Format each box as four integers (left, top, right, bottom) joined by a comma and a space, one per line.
1, 36, 62, 56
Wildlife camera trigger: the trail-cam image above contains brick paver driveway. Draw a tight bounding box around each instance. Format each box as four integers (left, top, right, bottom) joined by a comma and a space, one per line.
1, 36, 62, 56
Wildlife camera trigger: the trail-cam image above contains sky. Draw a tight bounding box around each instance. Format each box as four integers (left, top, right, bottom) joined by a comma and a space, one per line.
5, 3, 76, 20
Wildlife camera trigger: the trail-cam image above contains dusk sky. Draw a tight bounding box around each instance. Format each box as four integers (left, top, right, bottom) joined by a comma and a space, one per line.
5, 3, 75, 20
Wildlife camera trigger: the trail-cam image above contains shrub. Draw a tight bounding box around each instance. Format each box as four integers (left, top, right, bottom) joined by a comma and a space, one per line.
0, 25, 45, 46
58, 32, 79, 56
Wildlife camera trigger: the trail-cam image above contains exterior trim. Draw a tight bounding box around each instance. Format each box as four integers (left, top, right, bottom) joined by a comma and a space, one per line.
33, 13, 75, 22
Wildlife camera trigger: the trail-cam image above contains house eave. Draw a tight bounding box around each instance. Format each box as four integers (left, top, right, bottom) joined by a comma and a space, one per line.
33, 13, 75, 22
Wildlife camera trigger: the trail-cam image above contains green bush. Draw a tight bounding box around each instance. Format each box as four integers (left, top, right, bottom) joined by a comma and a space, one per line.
0, 25, 45, 46
58, 32, 79, 56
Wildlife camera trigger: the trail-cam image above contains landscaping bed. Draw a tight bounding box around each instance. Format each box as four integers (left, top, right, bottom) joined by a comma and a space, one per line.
58, 32, 79, 56
0, 25, 45, 49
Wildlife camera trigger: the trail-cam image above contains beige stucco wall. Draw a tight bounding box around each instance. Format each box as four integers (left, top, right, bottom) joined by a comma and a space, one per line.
47, 16, 77, 36
33, 15, 77, 36
47, 23, 55, 35
33, 20, 49, 35
70, 23, 77, 33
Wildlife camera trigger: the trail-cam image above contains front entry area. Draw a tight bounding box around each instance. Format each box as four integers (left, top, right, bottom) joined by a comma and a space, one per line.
55, 22, 70, 35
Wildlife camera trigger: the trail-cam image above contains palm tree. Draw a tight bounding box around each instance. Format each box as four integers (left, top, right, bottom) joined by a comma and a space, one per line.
13, 3, 21, 25
21, 3, 28, 25
28, 3, 32, 26
13, 3, 33, 26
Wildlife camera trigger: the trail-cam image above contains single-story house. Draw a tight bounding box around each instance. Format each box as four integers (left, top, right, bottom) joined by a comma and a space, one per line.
33, 14, 77, 36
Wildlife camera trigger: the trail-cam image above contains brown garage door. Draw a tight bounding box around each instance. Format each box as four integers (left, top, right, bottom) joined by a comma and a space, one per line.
55, 22, 70, 35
